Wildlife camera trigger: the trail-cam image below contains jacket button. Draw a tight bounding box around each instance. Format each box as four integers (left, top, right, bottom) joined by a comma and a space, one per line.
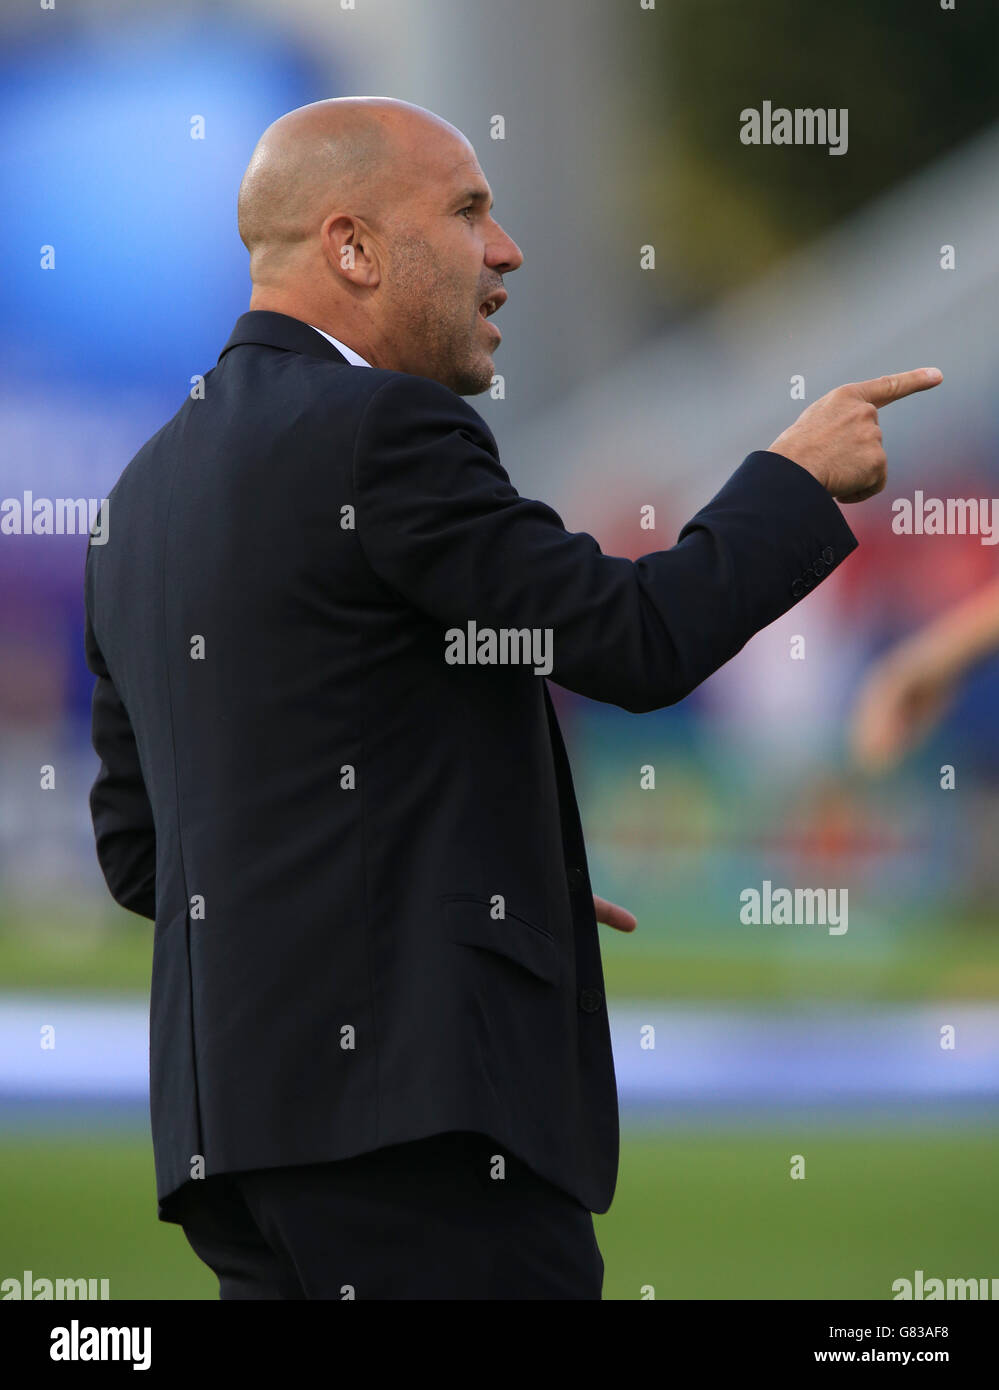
812, 557, 826, 577
822, 546, 834, 564
579, 988, 603, 1013
791, 578, 805, 598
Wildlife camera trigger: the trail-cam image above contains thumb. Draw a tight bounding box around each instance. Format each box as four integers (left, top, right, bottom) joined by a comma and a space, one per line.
854, 367, 943, 408
593, 894, 638, 932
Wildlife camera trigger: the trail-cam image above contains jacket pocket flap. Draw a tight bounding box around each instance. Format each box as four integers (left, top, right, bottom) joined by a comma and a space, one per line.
443, 895, 559, 986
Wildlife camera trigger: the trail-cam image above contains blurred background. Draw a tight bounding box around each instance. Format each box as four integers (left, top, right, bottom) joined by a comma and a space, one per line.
2, 0, 998, 1299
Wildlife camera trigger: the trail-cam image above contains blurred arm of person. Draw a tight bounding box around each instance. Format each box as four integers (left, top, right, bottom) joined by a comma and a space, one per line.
850, 574, 999, 772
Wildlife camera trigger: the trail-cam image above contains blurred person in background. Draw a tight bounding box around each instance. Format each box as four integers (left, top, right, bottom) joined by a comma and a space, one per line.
84, 94, 941, 1300
851, 575, 999, 770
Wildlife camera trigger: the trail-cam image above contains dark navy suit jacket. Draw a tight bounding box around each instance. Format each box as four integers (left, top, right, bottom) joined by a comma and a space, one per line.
84, 310, 857, 1220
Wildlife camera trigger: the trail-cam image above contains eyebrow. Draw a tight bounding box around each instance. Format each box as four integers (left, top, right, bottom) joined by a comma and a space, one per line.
454, 188, 494, 212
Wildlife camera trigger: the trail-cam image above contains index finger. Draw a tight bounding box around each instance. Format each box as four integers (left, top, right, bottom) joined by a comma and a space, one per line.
854, 367, 943, 408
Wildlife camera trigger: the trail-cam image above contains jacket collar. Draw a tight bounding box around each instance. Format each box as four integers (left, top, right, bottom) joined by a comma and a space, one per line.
217, 311, 349, 366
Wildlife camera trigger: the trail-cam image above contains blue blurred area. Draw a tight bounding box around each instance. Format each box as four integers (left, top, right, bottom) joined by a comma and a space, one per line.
0, 11, 337, 737
3, 995, 997, 1120
0, 13, 333, 391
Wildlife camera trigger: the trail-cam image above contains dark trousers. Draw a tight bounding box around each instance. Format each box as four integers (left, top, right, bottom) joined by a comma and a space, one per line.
173, 1130, 604, 1300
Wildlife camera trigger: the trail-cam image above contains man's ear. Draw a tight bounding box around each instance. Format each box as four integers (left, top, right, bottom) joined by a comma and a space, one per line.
321, 213, 381, 288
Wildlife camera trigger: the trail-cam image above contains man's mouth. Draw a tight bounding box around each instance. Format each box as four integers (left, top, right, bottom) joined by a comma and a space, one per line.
478, 289, 507, 319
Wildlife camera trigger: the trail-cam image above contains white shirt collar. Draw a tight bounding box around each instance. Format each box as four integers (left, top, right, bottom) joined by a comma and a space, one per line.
307, 324, 371, 368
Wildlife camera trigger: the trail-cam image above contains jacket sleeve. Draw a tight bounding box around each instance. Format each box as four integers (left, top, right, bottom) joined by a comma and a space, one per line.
84, 586, 156, 920
351, 373, 859, 713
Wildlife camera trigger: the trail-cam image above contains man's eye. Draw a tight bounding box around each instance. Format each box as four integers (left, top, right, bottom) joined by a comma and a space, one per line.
458, 206, 474, 219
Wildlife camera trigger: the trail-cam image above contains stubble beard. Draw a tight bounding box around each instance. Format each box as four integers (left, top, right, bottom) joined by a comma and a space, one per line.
389, 235, 495, 395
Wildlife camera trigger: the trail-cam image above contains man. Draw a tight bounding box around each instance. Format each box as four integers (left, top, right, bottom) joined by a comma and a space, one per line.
84, 96, 942, 1299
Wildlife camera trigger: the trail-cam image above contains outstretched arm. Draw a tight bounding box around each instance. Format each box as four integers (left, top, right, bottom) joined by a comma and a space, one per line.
351, 373, 873, 713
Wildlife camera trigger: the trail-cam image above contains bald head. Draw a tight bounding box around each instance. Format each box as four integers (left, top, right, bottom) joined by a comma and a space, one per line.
237, 96, 523, 394
238, 98, 459, 273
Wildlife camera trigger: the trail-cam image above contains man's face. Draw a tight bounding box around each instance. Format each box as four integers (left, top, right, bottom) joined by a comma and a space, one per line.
378, 130, 523, 395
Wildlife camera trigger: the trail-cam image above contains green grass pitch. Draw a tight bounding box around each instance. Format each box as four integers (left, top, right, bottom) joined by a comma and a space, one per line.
1, 1128, 995, 1299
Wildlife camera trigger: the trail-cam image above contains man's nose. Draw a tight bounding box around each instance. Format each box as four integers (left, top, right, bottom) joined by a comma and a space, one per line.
486, 222, 524, 274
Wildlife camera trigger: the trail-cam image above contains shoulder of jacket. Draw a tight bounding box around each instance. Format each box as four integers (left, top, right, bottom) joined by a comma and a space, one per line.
357, 368, 493, 435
